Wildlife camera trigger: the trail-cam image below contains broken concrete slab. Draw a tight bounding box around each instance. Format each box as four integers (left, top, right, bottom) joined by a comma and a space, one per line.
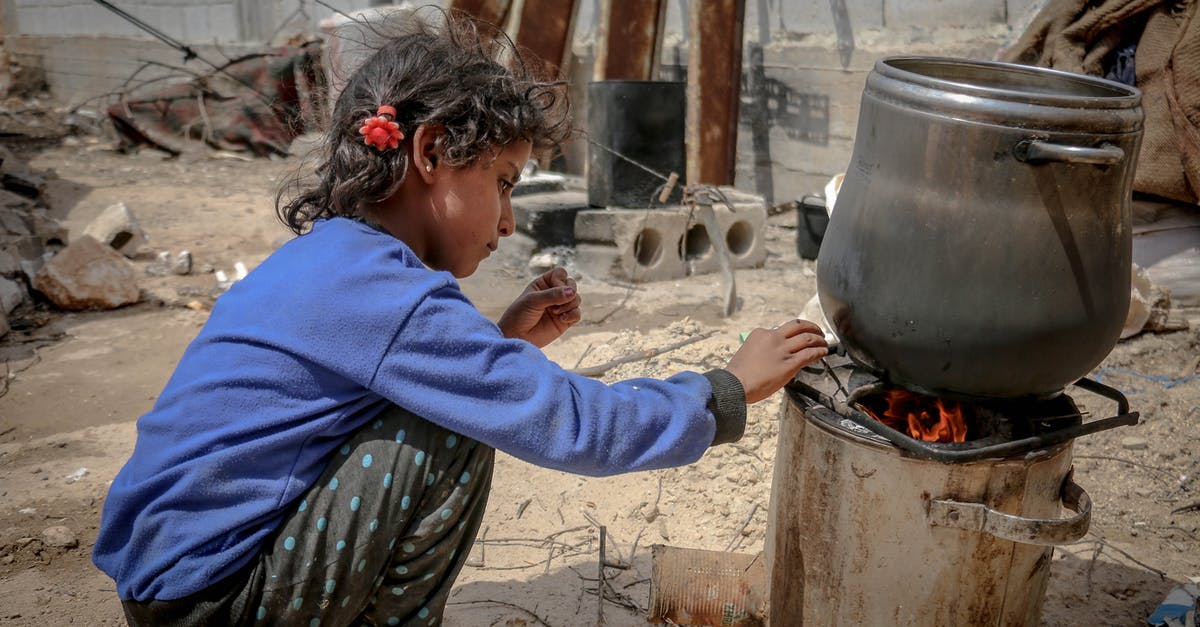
33, 235, 140, 310
81, 202, 146, 258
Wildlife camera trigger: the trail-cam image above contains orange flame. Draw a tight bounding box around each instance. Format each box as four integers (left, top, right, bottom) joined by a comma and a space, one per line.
867, 388, 968, 443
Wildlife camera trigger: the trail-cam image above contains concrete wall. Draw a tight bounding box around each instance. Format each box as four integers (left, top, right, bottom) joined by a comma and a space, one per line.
3, 0, 380, 106
4, 0, 1049, 203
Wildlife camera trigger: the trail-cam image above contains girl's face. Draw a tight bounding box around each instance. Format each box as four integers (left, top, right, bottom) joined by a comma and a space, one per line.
427, 139, 531, 277
385, 135, 532, 278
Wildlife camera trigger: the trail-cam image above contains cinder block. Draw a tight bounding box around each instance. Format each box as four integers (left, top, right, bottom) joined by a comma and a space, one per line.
574, 190, 769, 283
681, 188, 769, 276
574, 208, 689, 283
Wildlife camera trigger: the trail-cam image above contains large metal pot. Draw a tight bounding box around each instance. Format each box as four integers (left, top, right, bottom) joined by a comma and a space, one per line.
817, 57, 1144, 399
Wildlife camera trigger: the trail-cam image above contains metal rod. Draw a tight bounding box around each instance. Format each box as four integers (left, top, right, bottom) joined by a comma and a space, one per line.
597, 526, 606, 626
1071, 377, 1130, 415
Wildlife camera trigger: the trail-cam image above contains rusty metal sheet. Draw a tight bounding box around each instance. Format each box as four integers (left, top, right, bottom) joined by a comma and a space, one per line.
686, 0, 746, 185
593, 0, 668, 80
512, 0, 579, 75
648, 544, 766, 626
446, 0, 513, 28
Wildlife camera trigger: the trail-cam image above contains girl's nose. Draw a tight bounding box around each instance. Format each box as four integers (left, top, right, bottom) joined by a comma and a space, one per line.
499, 200, 514, 237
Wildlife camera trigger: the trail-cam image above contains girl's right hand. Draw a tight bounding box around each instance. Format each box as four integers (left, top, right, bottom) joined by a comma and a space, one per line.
726, 319, 828, 403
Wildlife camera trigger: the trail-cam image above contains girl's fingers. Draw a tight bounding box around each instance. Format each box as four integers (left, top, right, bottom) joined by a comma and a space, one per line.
775, 318, 825, 338
552, 292, 582, 316
784, 331, 827, 354
558, 307, 582, 324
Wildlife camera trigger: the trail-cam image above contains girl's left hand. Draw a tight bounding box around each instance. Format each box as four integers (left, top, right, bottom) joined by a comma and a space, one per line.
497, 267, 582, 348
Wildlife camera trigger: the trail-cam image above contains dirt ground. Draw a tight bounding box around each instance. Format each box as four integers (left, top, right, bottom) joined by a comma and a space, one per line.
1, 135, 1198, 627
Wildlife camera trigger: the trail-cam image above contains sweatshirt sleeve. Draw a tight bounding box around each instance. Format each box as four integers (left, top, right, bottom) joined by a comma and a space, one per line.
367, 285, 739, 476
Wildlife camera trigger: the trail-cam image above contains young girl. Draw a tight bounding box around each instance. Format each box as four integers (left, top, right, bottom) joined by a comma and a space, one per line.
93, 11, 827, 627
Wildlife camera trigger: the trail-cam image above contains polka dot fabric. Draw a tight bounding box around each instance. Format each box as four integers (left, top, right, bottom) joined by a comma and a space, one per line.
249, 405, 493, 626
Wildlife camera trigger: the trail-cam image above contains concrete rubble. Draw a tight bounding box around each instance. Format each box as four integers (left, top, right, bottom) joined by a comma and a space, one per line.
40, 525, 77, 549
81, 201, 147, 259
0, 145, 69, 336
33, 235, 140, 311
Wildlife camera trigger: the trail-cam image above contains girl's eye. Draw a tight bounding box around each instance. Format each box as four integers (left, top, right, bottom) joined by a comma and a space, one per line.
500, 179, 514, 193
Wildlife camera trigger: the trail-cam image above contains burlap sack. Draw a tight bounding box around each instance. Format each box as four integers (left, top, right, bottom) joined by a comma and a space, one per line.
1136, 3, 1200, 203
999, 0, 1200, 204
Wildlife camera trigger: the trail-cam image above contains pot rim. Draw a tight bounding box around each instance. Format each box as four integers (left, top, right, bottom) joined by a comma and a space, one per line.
876, 55, 1141, 110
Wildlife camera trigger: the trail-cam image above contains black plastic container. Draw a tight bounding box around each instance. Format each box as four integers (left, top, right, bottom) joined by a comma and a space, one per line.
795, 194, 829, 259
586, 81, 686, 208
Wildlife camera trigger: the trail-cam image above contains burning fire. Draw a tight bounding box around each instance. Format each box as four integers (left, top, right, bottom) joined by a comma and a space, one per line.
866, 388, 968, 443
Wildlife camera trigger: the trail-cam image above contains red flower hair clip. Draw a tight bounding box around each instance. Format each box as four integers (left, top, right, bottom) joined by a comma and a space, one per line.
359, 105, 404, 151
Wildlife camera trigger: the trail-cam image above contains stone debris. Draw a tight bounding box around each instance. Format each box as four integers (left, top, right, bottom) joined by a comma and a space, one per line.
81, 202, 147, 258
214, 261, 249, 292
64, 467, 88, 484
33, 235, 140, 310
1121, 436, 1149, 450
0, 275, 22, 313
146, 250, 192, 276
0, 145, 68, 315
1123, 262, 1190, 339
40, 525, 77, 549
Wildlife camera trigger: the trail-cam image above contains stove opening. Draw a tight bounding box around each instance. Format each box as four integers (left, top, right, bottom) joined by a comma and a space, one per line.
852, 385, 1084, 445
856, 387, 969, 443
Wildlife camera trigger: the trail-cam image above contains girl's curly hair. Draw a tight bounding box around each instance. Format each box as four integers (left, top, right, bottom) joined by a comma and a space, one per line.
277, 8, 572, 234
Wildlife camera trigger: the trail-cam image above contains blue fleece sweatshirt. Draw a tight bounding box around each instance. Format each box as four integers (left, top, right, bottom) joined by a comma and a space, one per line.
93, 217, 742, 602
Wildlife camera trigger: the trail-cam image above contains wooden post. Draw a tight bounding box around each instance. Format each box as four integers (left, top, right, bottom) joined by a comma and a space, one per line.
446, 0, 514, 29
686, 0, 745, 185
512, 0, 580, 76
593, 0, 668, 80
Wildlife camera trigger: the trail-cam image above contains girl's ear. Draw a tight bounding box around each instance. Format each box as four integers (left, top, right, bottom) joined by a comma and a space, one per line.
411, 123, 443, 184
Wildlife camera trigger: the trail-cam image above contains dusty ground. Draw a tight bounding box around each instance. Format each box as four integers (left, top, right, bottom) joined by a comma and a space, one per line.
1, 136, 1198, 627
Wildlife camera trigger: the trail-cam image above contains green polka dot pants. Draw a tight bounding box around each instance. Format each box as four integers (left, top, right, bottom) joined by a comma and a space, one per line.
253, 405, 493, 626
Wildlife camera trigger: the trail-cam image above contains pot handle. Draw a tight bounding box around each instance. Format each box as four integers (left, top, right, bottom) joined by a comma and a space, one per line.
927, 469, 1090, 546
1014, 139, 1125, 165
